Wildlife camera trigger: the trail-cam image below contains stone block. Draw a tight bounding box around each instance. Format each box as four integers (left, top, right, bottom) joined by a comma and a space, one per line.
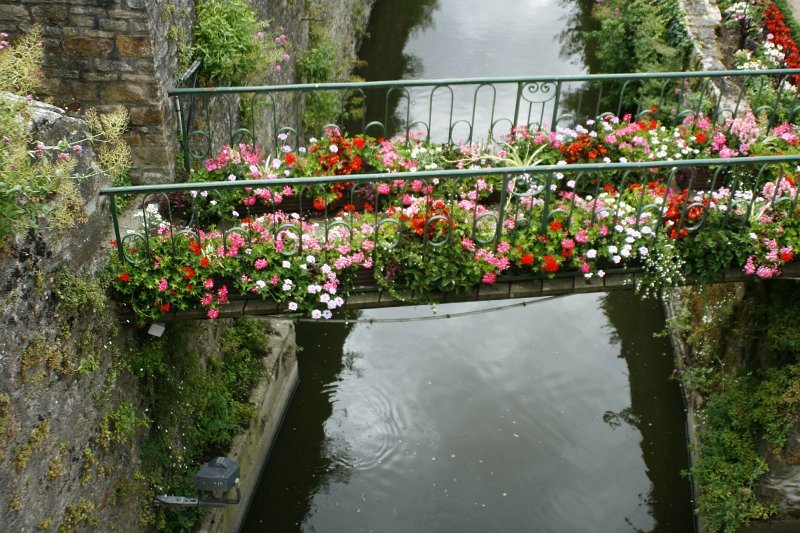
129, 106, 165, 126
541, 276, 575, 295
120, 73, 159, 83
59, 81, 101, 101
509, 280, 543, 298
132, 146, 170, 166
100, 82, 150, 104
93, 57, 133, 73
69, 14, 99, 29
116, 35, 152, 58
31, 4, 70, 25
81, 71, 119, 83
64, 37, 113, 57
99, 18, 129, 32
0, 4, 28, 22
122, 131, 141, 146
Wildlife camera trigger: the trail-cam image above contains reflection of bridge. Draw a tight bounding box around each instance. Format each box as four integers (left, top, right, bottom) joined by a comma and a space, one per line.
103, 69, 800, 321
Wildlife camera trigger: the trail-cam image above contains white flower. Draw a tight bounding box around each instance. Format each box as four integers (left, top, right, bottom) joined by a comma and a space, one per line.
288, 302, 298, 311
587, 249, 597, 259
209, 200, 217, 206
256, 280, 266, 289
598, 269, 606, 278
608, 245, 618, 254
282, 260, 291, 268
613, 255, 622, 263
306, 255, 316, 263
329, 145, 339, 153
320, 293, 331, 303
311, 309, 322, 319
322, 310, 332, 319
228, 174, 237, 181
567, 180, 576, 189
638, 246, 649, 256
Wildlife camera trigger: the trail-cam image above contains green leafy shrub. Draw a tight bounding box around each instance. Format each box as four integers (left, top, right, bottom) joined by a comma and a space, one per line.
192, 0, 283, 86
132, 319, 267, 531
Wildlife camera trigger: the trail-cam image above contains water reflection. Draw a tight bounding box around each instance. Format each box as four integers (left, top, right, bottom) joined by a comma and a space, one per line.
602, 292, 695, 532
351, 0, 587, 140
240, 322, 353, 532
241, 295, 693, 532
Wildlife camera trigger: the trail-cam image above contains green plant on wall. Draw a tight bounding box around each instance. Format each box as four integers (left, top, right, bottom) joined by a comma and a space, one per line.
130, 318, 268, 531
0, 27, 132, 246
297, 22, 365, 135
192, 0, 283, 86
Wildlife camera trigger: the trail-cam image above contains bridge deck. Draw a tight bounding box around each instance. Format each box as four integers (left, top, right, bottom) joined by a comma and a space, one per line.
155, 263, 800, 321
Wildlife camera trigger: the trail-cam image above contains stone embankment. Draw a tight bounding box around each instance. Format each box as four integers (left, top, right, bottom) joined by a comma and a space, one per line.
675, 1, 800, 529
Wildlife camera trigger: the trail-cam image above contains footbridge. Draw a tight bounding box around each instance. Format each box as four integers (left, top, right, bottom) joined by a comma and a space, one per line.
101, 68, 800, 322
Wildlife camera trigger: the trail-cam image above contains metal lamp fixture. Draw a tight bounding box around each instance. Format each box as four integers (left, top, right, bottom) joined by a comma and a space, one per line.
154, 457, 241, 508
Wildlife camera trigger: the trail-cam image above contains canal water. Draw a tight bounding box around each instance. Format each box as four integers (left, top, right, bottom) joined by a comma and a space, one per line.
241, 0, 694, 531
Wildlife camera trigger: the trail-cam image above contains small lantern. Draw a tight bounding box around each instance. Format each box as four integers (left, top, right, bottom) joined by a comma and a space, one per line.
154, 457, 241, 508
195, 456, 240, 492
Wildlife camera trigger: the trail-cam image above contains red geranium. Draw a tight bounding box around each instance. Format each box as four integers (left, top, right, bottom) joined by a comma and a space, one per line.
117, 272, 130, 282
542, 255, 559, 273
520, 253, 535, 266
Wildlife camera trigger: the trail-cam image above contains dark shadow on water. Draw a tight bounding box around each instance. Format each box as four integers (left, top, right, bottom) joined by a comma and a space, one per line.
601, 291, 695, 533
239, 321, 352, 532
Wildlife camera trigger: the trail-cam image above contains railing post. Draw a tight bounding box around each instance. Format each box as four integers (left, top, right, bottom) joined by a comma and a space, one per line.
513, 82, 523, 128
109, 194, 124, 262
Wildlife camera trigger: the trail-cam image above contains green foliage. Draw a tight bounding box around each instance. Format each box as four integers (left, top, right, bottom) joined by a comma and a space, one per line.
675, 283, 800, 532
0, 28, 132, 245
131, 319, 268, 531
689, 366, 800, 532
97, 401, 149, 453
589, 0, 692, 74
586, 0, 694, 112
297, 23, 364, 135
58, 499, 99, 533
690, 374, 775, 532
192, 0, 281, 86
14, 419, 50, 470
53, 267, 107, 320
765, 283, 800, 359
0, 25, 43, 96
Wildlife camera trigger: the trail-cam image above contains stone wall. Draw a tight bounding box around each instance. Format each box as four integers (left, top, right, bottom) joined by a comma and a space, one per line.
1, 0, 190, 184
2, 0, 374, 183
0, 101, 145, 531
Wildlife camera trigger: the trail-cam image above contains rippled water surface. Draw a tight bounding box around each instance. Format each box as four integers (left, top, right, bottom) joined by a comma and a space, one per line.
242, 294, 693, 532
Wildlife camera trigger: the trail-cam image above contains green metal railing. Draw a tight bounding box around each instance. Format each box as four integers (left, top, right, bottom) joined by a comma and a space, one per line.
169, 69, 800, 172
102, 156, 800, 283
